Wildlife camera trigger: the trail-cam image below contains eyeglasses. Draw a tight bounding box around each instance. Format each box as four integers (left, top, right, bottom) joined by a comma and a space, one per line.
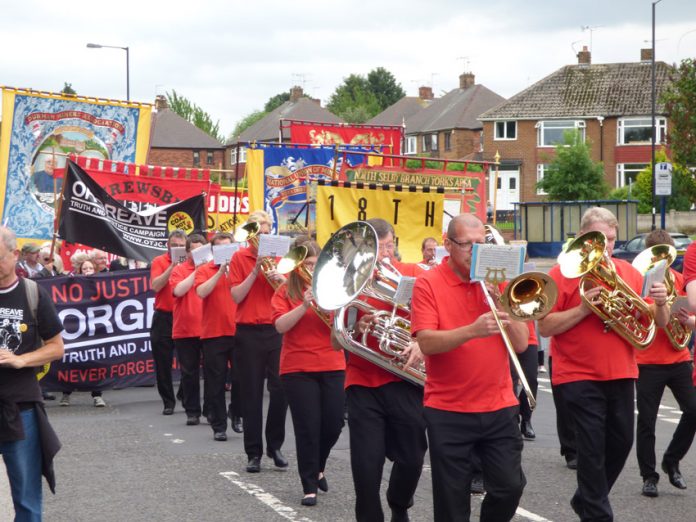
447, 237, 475, 251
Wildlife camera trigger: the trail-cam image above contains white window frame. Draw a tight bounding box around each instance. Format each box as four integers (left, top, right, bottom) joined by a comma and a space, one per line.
494, 120, 517, 140
230, 146, 247, 165
405, 136, 417, 155
616, 163, 648, 188
431, 133, 438, 152
536, 164, 548, 195
617, 117, 666, 145
536, 120, 586, 147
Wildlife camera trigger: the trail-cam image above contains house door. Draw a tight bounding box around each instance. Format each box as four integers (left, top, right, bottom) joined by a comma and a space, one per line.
491, 169, 519, 211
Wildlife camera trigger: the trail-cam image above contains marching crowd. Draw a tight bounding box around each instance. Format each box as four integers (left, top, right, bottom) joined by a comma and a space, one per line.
3, 205, 696, 521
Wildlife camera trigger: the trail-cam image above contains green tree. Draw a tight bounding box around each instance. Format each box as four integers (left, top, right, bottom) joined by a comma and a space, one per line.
327, 73, 381, 123
536, 130, 609, 200
367, 67, 406, 111
230, 110, 266, 140
264, 92, 290, 113
165, 90, 222, 142
662, 58, 696, 167
61, 82, 76, 95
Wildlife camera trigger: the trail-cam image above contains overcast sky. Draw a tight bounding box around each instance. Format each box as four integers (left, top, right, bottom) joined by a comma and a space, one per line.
2, 0, 695, 139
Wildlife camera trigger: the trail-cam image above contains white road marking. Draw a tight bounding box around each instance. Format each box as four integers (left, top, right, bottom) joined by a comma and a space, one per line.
516, 506, 554, 521
171, 439, 185, 444
220, 471, 315, 522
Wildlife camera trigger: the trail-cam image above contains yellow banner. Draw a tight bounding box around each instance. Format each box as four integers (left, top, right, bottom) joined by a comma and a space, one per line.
245, 148, 265, 214
316, 185, 443, 263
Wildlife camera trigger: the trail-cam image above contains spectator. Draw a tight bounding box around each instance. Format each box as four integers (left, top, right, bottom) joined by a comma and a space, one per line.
16, 243, 43, 278
90, 250, 109, 273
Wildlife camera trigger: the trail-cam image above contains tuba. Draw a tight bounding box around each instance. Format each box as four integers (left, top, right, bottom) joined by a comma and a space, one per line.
313, 221, 425, 386
632, 244, 691, 350
276, 245, 332, 327
558, 231, 655, 350
234, 221, 281, 290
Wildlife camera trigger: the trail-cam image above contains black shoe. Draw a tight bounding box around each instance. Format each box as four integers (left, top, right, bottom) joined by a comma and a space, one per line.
301, 495, 317, 506
43, 393, 56, 401
642, 477, 659, 497
246, 456, 261, 473
520, 419, 536, 440
390, 508, 410, 522
470, 476, 485, 495
566, 456, 578, 470
570, 495, 583, 517
162, 407, 174, 415
267, 448, 289, 468
232, 416, 243, 433
186, 416, 200, 426
318, 475, 329, 492
213, 431, 227, 441
662, 460, 687, 489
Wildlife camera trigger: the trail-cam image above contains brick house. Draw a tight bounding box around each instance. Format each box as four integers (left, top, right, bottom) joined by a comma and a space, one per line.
401, 73, 506, 160
479, 47, 673, 210
367, 85, 436, 133
148, 95, 225, 170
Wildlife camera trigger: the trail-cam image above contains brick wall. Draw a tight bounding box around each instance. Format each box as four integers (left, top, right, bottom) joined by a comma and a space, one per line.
148, 147, 224, 169
413, 129, 482, 160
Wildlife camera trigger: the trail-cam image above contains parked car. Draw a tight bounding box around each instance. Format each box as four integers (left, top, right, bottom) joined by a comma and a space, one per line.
613, 232, 692, 272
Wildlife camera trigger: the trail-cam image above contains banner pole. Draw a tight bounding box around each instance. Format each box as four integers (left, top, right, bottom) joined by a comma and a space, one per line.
233, 142, 240, 234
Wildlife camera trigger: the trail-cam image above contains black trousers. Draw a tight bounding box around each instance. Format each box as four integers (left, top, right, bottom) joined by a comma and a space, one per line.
150, 310, 175, 409
515, 344, 538, 423
202, 336, 235, 433
175, 337, 203, 417
637, 362, 696, 477
425, 405, 525, 522
235, 324, 287, 458
347, 381, 427, 522
559, 379, 634, 522
549, 356, 577, 461
282, 371, 345, 494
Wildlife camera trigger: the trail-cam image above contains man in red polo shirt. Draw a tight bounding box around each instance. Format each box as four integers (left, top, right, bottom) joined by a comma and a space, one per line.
149, 229, 187, 415
195, 232, 239, 441
411, 213, 528, 522
634, 229, 696, 498
538, 207, 670, 521
230, 210, 288, 472
171, 233, 206, 427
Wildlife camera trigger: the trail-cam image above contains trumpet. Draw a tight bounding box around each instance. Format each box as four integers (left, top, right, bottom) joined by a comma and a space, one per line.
558, 231, 655, 350
632, 244, 692, 350
276, 245, 332, 327
234, 221, 281, 289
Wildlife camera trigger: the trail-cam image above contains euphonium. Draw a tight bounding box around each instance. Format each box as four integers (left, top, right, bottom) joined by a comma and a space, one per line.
558, 231, 656, 350
632, 244, 691, 350
234, 221, 280, 289
313, 221, 425, 386
276, 245, 332, 327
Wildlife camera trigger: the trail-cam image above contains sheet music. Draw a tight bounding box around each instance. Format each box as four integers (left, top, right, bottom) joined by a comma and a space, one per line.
470, 243, 525, 282
191, 244, 213, 267
169, 246, 187, 265
641, 259, 667, 297
212, 243, 239, 265
258, 234, 292, 258
670, 296, 691, 315
434, 246, 447, 264
394, 276, 416, 306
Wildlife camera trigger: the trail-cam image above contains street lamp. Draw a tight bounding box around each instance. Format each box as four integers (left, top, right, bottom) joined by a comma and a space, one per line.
650, 0, 663, 231
86, 43, 130, 101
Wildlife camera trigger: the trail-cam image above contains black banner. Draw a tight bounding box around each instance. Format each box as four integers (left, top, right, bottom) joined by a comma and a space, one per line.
58, 160, 206, 262
38, 270, 179, 391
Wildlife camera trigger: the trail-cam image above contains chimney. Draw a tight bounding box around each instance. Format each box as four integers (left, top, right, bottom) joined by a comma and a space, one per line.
577, 46, 591, 65
289, 85, 304, 102
640, 48, 653, 62
418, 86, 434, 100
154, 95, 168, 111
459, 72, 475, 89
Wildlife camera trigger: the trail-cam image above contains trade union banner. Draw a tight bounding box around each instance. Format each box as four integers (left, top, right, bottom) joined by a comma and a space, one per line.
58, 161, 206, 261
37, 269, 173, 391
0, 87, 152, 241
286, 119, 403, 156
315, 183, 444, 263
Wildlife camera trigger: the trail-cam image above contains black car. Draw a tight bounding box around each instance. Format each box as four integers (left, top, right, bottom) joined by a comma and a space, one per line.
613, 232, 692, 272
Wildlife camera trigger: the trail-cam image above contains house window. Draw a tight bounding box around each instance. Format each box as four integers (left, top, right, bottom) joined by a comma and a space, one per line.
616, 163, 648, 187
537, 120, 585, 147
206, 151, 214, 165
617, 117, 666, 145
193, 150, 201, 167
422, 135, 430, 152
494, 121, 517, 140
230, 147, 247, 164
405, 136, 417, 155
431, 133, 438, 152
444, 132, 452, 151
536, 164, 548, 195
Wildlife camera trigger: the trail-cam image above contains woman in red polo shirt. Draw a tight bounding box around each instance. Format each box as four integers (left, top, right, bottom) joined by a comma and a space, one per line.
272, 238, 346, 507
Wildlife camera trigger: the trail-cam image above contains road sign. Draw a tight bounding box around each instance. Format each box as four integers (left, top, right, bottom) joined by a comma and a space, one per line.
655, 162, 672, 196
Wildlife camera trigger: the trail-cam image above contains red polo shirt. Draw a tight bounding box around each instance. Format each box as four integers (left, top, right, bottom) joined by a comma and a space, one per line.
271, 284, 345, 375
194, 261, 237, 339
682, 243, 696, 286
528, 322, 538, 346
547, 258, 643, 385
170, 260, 202, 339
151, 253, 174, 312
411, 257, 518, 413
229, 246, 276, 325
